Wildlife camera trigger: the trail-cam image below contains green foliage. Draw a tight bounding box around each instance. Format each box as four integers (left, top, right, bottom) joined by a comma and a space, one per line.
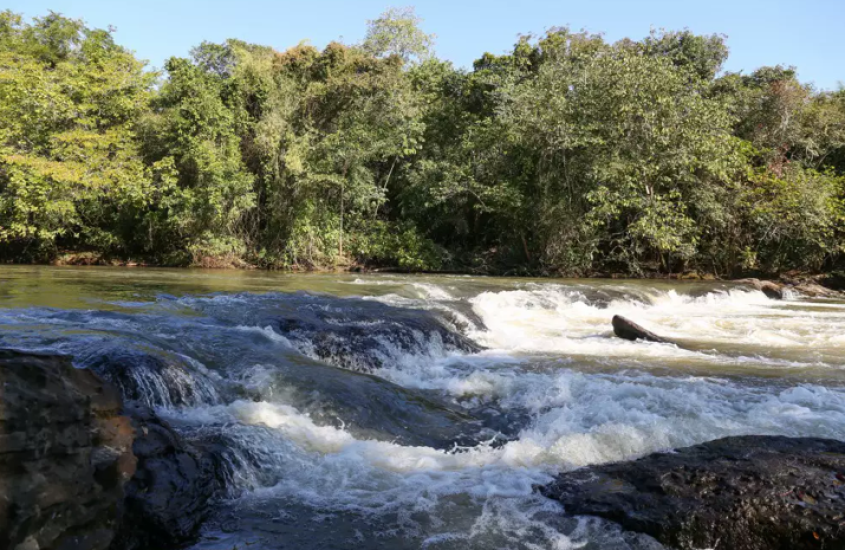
738, 167, 844, 272
0, 10, 153, 259
138, 54, 255, 263
641, 29, 729, 81
1, 9, 844, 276
350, 220, 442, 270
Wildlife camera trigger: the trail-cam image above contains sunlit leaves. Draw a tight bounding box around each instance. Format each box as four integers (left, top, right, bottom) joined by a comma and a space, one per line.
1, 9, 844, 274
362, 7, 434, 65
0, 12, 152, 255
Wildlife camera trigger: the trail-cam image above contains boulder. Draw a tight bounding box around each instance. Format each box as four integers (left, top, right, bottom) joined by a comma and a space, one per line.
269, 296, 482, 372
0, 349, 135, 550
734, 278, 784, 299
792, 282, 838, 298
0, 348, 222, 550
612, 315, 671, 344
540, 435, 845, 550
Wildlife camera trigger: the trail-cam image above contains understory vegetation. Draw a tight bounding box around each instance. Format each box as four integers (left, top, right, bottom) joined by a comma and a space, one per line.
1, 8, 844, 276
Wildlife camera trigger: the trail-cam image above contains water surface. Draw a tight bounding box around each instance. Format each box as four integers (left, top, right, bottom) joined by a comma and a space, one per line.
2, 266, 843, 549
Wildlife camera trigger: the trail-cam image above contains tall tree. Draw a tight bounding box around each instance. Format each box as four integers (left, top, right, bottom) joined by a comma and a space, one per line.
362, 7, 434, 65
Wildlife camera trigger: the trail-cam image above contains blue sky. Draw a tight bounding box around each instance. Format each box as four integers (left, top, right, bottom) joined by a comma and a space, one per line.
7, 0, 843, 90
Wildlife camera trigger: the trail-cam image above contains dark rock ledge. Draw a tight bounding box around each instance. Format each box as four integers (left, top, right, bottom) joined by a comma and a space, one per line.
0, 350, 220, 550
540, 436, 845, 550
110, 403, 221, 550
0, 349, 135, 550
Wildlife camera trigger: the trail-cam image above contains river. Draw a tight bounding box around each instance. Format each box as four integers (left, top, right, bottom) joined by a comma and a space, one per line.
2, 266, 844, 549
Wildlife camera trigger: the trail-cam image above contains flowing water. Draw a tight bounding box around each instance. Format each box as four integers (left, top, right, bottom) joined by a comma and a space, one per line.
3, 266, 845, 549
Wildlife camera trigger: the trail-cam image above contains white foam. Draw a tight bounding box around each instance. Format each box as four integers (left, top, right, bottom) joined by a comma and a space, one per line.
170, 361, 845, 546
169, 399, 574, 547
461, 285, 845, 367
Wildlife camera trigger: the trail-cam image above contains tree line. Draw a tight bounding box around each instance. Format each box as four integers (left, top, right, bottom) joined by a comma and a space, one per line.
1, 8, 844, 276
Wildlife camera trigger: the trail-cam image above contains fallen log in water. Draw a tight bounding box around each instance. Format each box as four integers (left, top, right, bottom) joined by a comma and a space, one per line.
612, 315, 671, 344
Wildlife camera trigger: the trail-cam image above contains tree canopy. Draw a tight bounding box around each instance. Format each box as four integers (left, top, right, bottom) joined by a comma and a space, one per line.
1, 9, 844, 276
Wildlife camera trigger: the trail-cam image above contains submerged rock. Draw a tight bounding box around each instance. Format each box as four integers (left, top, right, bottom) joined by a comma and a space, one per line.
254, 358, 525, 449
0, 349, 135, 550
270, 299, 482, 372
81, 347, 220, 408
612, 315, 671, 344
540, 435, 845, 550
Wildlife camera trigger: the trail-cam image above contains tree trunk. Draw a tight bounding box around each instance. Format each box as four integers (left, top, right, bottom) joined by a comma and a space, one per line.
339, 160, 350, 263
339, 180, 344, 261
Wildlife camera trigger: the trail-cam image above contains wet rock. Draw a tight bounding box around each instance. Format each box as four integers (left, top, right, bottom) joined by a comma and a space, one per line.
734, 278, 784, 299
540, 435, 845, 550
779, 274, 845, 298
111, 403, 223, 550
792, 281, 839, 298
0, 349, 135, 550
739, 275, 845, 299
759, 282, 784, 300
80, 347, 219, 408
612, 315, 671, 344
239, 357, 524, 449
270, 299, 482, 372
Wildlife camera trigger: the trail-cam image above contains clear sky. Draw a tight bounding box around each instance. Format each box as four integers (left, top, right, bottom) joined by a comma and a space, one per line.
6, 0, 843, 90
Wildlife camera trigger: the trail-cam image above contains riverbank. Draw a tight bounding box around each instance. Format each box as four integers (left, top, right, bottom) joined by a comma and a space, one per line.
10, 251, 845, 289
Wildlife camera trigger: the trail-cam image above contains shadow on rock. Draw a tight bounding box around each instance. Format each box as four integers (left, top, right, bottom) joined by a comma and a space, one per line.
111, 403, 223, 550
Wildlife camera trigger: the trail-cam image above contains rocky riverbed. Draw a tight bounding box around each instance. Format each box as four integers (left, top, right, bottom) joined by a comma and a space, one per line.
8, 349, 845, 550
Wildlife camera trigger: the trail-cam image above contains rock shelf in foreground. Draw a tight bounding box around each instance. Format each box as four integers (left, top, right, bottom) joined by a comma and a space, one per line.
0, 349, 221, 550
0, 350, 135, 550
540, 435, 845, 550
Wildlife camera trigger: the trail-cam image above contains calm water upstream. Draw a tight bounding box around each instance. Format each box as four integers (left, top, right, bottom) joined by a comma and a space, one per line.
3, 266, 845, 549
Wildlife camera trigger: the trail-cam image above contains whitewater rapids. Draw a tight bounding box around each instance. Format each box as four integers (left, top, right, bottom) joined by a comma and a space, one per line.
1, 267, 843, 549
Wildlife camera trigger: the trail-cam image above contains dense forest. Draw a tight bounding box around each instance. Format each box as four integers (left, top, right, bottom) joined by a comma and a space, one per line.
1, 9, 844, 276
